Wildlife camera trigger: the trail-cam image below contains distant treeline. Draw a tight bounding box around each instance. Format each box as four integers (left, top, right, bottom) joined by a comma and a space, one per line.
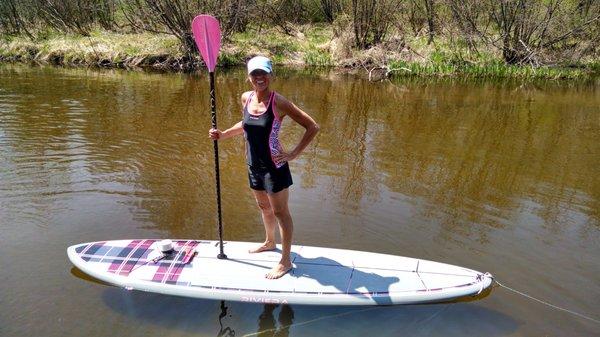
1, 0, 598, 66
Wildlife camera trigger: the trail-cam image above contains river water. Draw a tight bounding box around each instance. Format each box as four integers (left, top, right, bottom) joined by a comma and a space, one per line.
1, 64, 598, 336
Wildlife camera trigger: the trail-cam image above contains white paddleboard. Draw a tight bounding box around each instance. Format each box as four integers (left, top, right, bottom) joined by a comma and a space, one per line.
67, 239, 493, 305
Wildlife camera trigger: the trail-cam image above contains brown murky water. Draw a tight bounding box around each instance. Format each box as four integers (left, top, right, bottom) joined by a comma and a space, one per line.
1, 64, 599, 336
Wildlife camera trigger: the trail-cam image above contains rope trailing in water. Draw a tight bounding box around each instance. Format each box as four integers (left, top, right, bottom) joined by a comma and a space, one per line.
495, 280, 600, 324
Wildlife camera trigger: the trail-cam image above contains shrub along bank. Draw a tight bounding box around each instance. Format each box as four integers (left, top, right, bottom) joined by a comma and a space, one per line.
1, 24, 596, 80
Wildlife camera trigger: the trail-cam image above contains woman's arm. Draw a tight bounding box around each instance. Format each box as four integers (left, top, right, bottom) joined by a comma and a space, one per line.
275, 94, 320, 162
209, 121, 243, 140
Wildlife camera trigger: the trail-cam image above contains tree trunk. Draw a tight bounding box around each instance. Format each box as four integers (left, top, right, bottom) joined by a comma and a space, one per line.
425, 0, 435, 44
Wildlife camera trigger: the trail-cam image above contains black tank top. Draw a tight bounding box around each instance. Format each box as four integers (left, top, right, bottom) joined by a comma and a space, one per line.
242, 91, 285, 169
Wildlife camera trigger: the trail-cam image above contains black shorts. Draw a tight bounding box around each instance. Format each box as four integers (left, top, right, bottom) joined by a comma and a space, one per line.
248, 163, 293, 194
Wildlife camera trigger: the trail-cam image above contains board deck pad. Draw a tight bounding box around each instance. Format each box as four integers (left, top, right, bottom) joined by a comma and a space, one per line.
68, 239, 493, 305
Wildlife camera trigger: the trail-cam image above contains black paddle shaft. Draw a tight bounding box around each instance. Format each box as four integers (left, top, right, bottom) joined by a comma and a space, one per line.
209, 71, 227, 260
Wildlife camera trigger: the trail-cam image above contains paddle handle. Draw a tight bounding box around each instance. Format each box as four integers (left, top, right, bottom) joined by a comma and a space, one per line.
210, 71, 227, 260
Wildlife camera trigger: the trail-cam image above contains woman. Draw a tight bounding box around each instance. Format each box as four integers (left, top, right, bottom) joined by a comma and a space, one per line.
208, 56, 319, 279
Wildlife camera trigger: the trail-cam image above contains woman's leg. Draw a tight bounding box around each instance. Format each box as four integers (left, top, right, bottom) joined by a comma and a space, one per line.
249, 189, 278, 253
265, 188, 293, 279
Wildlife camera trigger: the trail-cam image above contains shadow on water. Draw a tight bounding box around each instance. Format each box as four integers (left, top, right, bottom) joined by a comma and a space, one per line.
101, 288, 517, 337
71, 267, 112, 287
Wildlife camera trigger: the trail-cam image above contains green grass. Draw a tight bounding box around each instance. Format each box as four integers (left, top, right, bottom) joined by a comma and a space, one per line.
383, 36, 592, 80
218, 50, 244, 68
304, 49, 333, 66
302, 24, 334, 67
589, 61, 600, 74
305, 24, 332, 45
387, 58, 587, 80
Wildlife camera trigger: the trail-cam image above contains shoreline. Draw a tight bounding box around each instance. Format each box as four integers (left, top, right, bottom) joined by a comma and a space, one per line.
1, 28, 597, 80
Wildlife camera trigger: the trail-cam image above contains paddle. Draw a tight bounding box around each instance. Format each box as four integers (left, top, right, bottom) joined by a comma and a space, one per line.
192, 14, 227, 259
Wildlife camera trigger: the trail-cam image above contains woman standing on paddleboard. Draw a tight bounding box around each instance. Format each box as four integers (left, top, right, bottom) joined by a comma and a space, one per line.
208, 56, 319, 279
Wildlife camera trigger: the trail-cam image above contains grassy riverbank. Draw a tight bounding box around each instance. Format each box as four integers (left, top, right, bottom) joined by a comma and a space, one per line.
1, 25, 597, 80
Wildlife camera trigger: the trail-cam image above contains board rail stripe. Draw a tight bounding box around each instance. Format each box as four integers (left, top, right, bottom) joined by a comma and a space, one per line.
187, 283, 483, 296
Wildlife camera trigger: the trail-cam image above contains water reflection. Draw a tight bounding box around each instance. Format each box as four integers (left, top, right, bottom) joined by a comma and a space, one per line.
367, 79, 600, 241
0, 65, 260, 239
1, 65, 597, 242
1, 65, 599, 336
217, 301, 236, 337
100, 288, 515, 337
255, 304, 294, 337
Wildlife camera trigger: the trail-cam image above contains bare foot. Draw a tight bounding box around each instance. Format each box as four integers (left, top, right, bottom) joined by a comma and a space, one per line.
249, 241, 276, 254
265, 261, 292, 279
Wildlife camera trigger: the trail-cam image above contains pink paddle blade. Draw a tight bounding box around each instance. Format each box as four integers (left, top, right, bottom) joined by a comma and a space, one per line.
191, 15, 221, 72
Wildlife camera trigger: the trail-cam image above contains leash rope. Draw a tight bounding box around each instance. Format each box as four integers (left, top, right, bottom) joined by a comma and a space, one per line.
495, 280, 600, 324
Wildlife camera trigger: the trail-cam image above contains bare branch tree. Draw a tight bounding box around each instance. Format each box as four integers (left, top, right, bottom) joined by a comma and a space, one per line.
446, 0, 600, 65
34, 0, 116, 36
0, 0, 36, 38
319, 0, 342, 23
121, 0, 253, 55
351, 0, 398, 49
